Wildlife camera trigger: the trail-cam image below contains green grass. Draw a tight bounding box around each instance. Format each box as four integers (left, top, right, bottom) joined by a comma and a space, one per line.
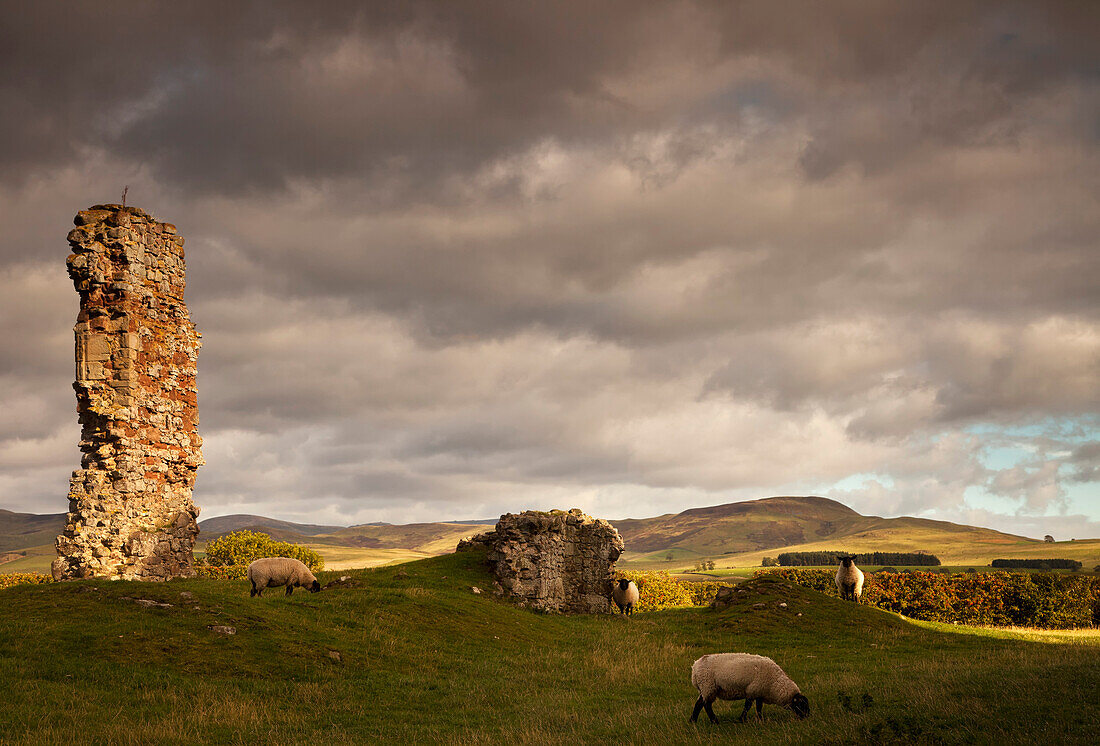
1, 551, 1098, 744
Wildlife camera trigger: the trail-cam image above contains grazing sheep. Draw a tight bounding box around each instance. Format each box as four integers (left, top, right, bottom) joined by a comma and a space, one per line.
690, 653, 810, 724
835, 555, 865, 602
247, 557, 321, 597
611, 578, 639, 615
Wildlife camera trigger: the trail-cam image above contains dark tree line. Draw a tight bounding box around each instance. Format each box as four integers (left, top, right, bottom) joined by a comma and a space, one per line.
991, 559, 1082, 570
777, 551, 941, 567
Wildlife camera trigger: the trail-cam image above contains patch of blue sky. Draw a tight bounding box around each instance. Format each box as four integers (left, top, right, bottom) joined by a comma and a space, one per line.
1064, 482, 1100, 519
965, 415, 1100, 443
979, 444, 1038, 470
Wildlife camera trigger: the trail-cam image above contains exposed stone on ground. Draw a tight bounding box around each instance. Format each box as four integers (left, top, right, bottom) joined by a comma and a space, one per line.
208, 625, 236, 635
134, 599, 172, 608
53, 205, 203, 582
323, 576, 358, 590
471, 586, 482, 594
710, 585, 737, 610
456, 508, 625, 614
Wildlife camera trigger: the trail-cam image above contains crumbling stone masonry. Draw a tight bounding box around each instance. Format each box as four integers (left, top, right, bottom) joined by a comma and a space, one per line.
457, 509, 625, 613
52, 204, 203, 581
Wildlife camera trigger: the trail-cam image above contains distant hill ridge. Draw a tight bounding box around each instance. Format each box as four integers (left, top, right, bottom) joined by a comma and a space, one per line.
611, 495, 1040, 562
3, 497, 1097, 570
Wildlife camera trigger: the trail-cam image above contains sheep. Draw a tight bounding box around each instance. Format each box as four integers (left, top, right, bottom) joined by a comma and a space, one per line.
835, 555, 864, 602
690, 653, 810, 724
611, 578, 639, 615
247, 557, 321, 597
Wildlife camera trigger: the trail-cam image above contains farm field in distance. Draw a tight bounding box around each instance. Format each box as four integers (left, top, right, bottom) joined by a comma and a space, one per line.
1, 550, 1098, 745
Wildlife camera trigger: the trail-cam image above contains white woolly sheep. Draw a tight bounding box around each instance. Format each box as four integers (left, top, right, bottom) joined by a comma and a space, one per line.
247, 557, 321, 597
611, 578, 639, 615
835, 555, 864, 602
690, 653, 810, 724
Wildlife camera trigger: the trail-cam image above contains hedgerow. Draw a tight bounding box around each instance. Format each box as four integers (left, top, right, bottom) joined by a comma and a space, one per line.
0, 573, 55, 590
991, 558, 1082, 570
195, 530, 324, 581
757, 568, 1100, 628
778, 551, 940, 566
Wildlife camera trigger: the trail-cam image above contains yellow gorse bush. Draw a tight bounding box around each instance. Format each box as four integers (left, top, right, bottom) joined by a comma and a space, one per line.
615, 570, 732, 612
195, 530, 324, 580
0, 573, 55, 590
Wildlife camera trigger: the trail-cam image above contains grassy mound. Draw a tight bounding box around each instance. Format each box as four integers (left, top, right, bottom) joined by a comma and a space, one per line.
0, 551, 1097, 744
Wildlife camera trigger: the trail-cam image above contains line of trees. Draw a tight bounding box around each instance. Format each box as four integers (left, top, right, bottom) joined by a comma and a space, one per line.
777, 551, 941, 567
991, 559, 1082, 570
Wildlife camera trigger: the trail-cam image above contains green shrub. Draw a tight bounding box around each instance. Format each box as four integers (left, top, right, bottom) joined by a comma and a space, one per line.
197, 530, 324, 579
684, 580, 734, 606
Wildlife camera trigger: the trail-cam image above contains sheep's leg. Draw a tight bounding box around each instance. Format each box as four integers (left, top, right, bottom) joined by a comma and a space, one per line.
702, 698, 718, 724
755, 698, 764, 721
249, 581, 258, 598
285, 585, 294, 596
690, 696, 705, 723
738, 699, 752, 723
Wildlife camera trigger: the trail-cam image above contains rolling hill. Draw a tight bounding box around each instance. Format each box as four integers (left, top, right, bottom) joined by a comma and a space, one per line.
0, 509, 66, 552
3, 496, 1098, 572
196, 514, 347, 538
610, 495, 1093, 568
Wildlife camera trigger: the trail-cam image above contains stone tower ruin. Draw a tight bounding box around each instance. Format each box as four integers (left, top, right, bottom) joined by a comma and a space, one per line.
53, 204, 203, 581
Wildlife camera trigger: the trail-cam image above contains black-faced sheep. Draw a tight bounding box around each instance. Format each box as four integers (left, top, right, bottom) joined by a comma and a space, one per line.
611, 578, 639, 615
247, 557, 321, 597
690, 653, 810, 724
835, 555, 864, 602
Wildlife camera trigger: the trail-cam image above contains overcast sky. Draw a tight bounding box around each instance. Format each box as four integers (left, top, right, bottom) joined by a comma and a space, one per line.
1, 1, 1097, 538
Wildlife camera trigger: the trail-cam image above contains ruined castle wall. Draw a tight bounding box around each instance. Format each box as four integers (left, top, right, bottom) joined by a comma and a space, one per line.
457, 509, 625, 613
52, 204, 203, 581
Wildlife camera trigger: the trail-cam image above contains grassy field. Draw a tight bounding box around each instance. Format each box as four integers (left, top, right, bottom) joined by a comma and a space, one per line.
1, 550, 1098, 745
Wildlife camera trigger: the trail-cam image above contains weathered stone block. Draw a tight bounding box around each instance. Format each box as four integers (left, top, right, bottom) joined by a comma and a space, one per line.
457, 508, 624, 614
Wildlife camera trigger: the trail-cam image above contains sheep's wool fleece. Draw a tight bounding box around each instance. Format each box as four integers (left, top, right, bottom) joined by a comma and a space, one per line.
612, 581, 639, 607
836, 564, 864, 594
691, 654, 801, 705
248, 557, 315, 587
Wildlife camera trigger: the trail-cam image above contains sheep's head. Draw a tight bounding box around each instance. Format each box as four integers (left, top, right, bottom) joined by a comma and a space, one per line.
839, 556, 854, 568
618, 578, 632, 591
309, 579, 321, 593
790, 693, 810, 719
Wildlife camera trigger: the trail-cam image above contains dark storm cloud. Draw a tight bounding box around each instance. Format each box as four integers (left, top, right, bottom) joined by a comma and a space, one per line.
0, 1, 1097, 532
3, 1, 1096, 197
